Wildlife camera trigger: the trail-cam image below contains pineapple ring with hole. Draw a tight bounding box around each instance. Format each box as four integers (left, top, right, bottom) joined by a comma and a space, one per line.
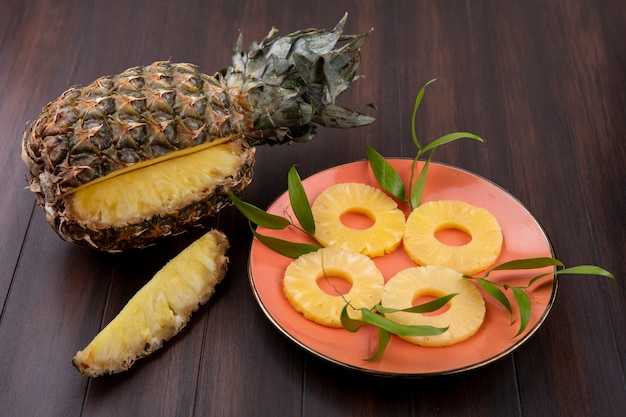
283, 247, 385, 328
311, 182, 406, 257
382, 265, 486, 347
403, 200, 503, 275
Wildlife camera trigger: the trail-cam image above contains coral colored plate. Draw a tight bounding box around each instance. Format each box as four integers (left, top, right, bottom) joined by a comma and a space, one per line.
248, 160, 557, 377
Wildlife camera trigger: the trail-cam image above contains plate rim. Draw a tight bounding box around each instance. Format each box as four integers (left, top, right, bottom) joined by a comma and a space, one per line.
247, 159, 558, 377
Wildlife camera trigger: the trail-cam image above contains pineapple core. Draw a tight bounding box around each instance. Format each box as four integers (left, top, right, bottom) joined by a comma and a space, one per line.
68, 139, 247, 227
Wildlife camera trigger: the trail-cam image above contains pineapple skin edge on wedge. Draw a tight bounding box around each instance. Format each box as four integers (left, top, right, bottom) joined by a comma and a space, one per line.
20, 14, 374, 252
72, 229, 229, 377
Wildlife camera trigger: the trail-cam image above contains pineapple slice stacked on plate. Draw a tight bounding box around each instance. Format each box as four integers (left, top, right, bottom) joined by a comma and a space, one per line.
21, 14, 374, 252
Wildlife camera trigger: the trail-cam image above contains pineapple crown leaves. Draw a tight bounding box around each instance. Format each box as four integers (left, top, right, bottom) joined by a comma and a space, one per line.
222, 13, 376, 146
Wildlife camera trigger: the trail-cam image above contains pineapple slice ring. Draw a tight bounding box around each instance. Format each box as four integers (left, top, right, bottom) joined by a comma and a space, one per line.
403, 200, 503, 275
283, 247, 385, 328
382, 265, 486, 347
311, 182, 406, 257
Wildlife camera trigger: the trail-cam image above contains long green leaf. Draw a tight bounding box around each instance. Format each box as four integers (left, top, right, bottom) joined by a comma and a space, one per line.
419, 132, 484, 155
366, 143, 406, 201
365, 328, 391, 361
287, 165, 315, 235
411, 78, 437, 149
360, 308, 448, 337
528, 264, 614, 286
340, 304, 367, 332
374, 293, 457, 314
409, 154, 431, 209
555, 265, 615, 279
251, 227, 319, 258
229, 192, 290, 229
492, 257, 564, 271
475, 278, 512, 314
512, 287, 531, 336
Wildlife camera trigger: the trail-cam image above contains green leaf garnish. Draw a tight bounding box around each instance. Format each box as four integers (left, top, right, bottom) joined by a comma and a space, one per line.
465, 258, 615, 335
340, 304, 367, 332
474, 278, 512, 314
419, 131, 484, 155
367, 328, 391, 361
556, 265, 614, 279
365, 143, 406, 201
250, 226, 319, 258
341, 296, 452, 359
368, 79, 484, 210
411, 78, 437, 149
287, 165, 316, 235
409, 154, 431, 209
490, 257, 565, 272
360, 308, 448, 337
230, 192, 290, 229
511, 287, 531, 336
374, 293, 457, 314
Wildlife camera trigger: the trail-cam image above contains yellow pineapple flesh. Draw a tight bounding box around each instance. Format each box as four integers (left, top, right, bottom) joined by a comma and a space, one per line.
311, 182, 405, 257
382, 265, 486, 347
72, 230, 229, 377
403, 200, 503, 275
68, 138, 252, 228
282, 247, 385, 328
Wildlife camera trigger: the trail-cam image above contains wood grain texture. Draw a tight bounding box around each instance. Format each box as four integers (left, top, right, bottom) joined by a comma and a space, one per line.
1, 1, 623, 416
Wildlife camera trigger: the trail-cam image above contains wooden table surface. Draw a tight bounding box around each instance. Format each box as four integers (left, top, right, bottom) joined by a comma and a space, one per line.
1, 1, 624, 416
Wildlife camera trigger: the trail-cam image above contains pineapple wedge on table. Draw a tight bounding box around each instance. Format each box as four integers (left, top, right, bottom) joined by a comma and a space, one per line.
73, 230, 229, 377
21, 14, 374, 252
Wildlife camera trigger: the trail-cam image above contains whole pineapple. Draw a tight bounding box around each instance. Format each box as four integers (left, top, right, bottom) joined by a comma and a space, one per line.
21, 15, 374, 251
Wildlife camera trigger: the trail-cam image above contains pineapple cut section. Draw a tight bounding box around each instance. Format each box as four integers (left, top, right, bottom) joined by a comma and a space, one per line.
72, 229, 229, 377
403, 200, 503, 275
283, 247, 385, 328
382, 265, 486, 347
68, 139, 251, 228
311, 182, 405, 257
22, 18, 374, 252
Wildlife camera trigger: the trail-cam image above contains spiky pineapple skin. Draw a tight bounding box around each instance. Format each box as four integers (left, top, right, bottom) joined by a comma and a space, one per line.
22, 61, 253, 195
21, 62, 255, 251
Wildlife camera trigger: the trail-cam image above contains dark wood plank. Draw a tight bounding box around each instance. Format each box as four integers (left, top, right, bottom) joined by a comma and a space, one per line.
467, 1, 625, 416
0, 210, 110, 416
0, 0, 85, 311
